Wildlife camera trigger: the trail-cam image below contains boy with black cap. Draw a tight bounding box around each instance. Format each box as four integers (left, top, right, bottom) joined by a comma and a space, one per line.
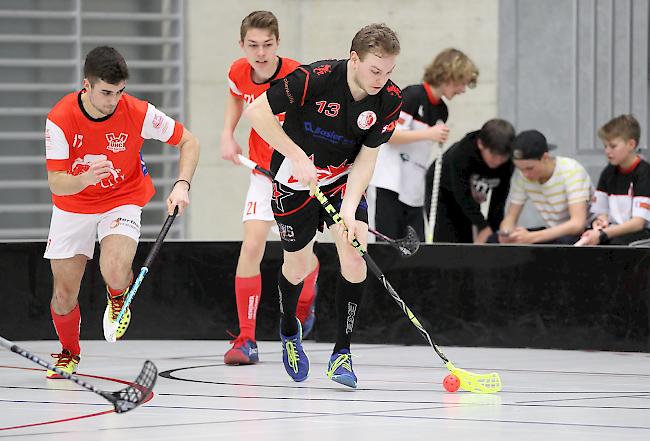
494, 129, 592, 244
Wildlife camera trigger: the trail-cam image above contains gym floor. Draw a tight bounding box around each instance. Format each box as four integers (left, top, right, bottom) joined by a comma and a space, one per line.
1, 341, 649, 440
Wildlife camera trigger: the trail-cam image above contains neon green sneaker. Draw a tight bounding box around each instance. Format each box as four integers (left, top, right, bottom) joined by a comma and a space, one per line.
46, 349, 80, 379
102, 288, 132, 340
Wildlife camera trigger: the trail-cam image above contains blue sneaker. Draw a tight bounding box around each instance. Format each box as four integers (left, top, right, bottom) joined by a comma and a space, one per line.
224, 336, 259, 365
327, 349, 357, 388
280, 319, 309, 382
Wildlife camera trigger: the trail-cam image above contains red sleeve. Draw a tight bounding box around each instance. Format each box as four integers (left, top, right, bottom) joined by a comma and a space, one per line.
167, 122, 185, 146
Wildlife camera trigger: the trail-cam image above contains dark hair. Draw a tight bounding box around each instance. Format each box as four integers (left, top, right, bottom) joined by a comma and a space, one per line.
240, 10, 279, 41
350, 23, 400, 60
84, 46, 129, 85
598, 114, 640, 145
478, 118, 515, 156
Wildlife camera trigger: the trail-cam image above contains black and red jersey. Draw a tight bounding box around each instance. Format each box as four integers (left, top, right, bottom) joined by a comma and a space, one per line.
591, 157, 650, 227
399, 82, 448, 127
266, 59, 402, 190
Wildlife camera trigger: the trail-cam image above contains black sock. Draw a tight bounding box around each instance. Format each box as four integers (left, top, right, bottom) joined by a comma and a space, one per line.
278, 270, 303, 336
333, 274, 365, 354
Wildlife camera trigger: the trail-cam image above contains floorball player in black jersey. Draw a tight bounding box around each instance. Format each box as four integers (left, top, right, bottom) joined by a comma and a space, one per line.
245, 23, 402, 388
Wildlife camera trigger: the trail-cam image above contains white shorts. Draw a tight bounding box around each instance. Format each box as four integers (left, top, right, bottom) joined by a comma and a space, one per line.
242, 172, 275, 223
44, 204, 142, 260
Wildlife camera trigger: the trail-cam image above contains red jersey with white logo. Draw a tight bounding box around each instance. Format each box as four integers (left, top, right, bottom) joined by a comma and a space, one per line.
228, 57, 300, 169
45, 91, 184, 214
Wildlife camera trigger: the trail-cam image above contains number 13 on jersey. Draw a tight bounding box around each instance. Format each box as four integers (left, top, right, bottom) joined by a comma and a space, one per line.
316, 100, 340, 117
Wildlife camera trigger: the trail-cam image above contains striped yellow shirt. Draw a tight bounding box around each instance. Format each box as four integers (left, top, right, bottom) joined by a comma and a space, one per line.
509, 156, 593, 227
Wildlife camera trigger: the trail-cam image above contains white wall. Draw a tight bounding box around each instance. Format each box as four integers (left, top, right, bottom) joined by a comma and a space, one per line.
185, 0, 499, 239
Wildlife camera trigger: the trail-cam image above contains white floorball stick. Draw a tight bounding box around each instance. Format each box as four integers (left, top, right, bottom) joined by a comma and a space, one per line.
426, 120, 445, 244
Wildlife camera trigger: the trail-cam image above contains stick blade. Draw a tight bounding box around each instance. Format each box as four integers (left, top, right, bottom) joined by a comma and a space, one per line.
107, 360, 158, 413
446, 362, 502, 394
103, 320, 119, 343
395, 225, 421, 257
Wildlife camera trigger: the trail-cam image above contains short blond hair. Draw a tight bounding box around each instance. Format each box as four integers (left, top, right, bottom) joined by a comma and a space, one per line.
598, 114, 640, 144
423, 48, 478, 88
350, 23, 400, 60
240, 11, 279, 41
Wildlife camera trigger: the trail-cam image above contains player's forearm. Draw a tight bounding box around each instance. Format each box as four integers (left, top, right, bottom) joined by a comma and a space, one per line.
342, 149, 377, 213
221, 95, 244, 137
499, 205, 522, 233
388, 129, 429, 145
244, 94, 305, 162
47, 172, 88, 196
176, 130, 200, 184
531, 217, 585, 243
603, 217, 646, 238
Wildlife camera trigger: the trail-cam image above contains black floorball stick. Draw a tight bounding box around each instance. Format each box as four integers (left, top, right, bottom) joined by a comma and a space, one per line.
236, 154, 420, 257
104, 206, 178, 342
0, 335, 157, 413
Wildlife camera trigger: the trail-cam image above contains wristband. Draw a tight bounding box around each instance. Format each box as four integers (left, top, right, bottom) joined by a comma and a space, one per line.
173, 179, 191, 191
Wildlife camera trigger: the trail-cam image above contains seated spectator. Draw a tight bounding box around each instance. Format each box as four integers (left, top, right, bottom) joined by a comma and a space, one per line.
425, 118, 516, 244
493, 129, 592, 244
577, 114, 650, 246
370, 48, 478, 241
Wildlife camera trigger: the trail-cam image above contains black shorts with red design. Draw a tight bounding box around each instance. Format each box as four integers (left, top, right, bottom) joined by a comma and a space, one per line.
271, 178, 368, 252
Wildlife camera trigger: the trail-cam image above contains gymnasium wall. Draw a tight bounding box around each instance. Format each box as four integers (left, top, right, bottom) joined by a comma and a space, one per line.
3, 241, 648, 352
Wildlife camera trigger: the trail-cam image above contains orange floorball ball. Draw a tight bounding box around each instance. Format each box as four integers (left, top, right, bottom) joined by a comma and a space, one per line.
443, 373, 460, 392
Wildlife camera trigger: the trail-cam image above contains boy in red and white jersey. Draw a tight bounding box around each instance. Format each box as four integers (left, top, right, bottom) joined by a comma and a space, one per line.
220, 11, 319, 365
44, 46, 200, 378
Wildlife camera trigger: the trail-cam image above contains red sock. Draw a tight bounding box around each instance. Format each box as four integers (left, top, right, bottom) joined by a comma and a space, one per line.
297, 259, 320, 320
50, 303, 81, 355
107, 275, 132, 298
235, 275, 261, 340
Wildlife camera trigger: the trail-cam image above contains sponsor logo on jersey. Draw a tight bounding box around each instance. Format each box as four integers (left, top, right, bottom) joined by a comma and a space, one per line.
287, 155, 351, 184
313, 64, 332, 75
304, 121, 353, 145
72, 134, 83, 149
106, 132, 128, 153
283, 78, 295, 104
357, 111, 377, 130
637, 201, 650, 210
381, 120, 397, 133
70, 154, 124, 188
272, 182, 295, 212
277, 222, 296, 242
110, 217, 140, 231
152, 114, 163, 129
386, 83, 401, 98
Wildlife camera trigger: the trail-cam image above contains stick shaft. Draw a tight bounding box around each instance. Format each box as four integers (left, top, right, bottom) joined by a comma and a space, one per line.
113, 207, 177, 324
311, 186, 449, 363
0, 336, 104, 395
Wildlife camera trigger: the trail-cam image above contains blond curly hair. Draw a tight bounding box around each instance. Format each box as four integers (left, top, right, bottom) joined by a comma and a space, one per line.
423, 48, 478, 88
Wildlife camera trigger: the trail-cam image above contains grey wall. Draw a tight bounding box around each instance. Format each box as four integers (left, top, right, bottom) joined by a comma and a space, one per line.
499, 0, 649, 181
